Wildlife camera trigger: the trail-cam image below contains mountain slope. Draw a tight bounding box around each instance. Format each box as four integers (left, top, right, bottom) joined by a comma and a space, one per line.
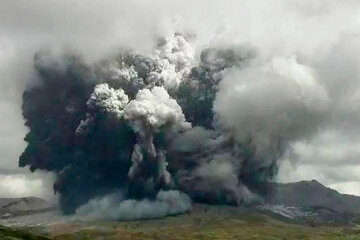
265, 180, 360, 214
0, 197, 54, 219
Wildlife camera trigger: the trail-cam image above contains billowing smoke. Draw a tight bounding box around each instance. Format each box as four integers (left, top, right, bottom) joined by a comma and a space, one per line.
19, 32, 333, 219
75, 190, 191, 221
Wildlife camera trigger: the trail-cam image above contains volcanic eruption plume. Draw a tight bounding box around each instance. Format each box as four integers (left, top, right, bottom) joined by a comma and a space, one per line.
19, 33, 330, 220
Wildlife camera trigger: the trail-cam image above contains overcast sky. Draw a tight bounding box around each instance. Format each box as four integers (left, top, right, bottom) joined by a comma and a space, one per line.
1, 0, 360, 199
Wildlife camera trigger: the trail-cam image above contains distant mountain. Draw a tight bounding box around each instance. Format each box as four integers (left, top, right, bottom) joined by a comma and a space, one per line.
265, 180, 360, 214
0, 197, 55, 219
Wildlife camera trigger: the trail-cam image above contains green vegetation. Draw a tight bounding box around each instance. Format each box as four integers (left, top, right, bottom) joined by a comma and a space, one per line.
52, 222, 360, 240
3, 206, 360, 239
52, 210, 360, 240
0, 225, 49, 240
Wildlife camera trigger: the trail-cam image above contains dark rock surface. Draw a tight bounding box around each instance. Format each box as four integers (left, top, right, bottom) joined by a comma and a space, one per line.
265, 180, 360, 214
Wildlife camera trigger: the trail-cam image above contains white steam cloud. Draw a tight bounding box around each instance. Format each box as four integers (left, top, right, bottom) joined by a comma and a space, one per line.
214, 56, 330, 168
75, 190, 191, 221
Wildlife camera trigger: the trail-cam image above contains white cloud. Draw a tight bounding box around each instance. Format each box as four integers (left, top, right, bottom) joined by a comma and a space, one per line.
0, 171, 56, 202
328, 181, 360, 196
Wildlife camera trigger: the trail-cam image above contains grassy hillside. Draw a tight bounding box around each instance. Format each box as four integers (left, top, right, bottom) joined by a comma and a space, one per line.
51, 221, 360, 240
0, 225, 49, 240
2, 204, 360, 239
49, 205, 360, 240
